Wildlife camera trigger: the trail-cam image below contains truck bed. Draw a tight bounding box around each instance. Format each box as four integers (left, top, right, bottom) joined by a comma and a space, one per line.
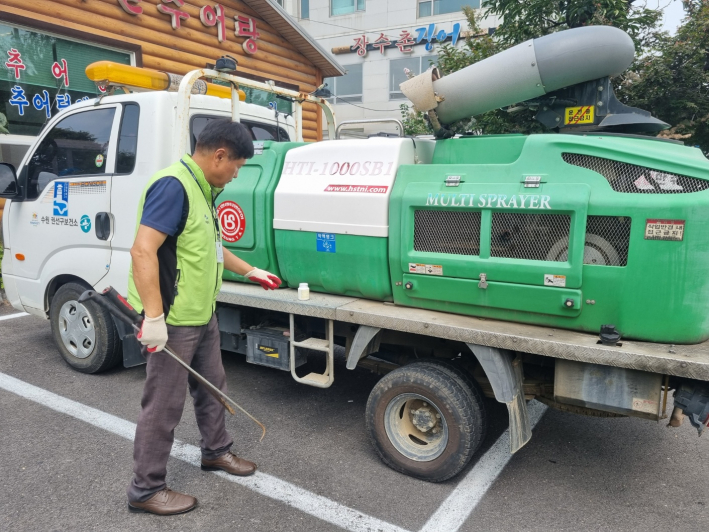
218, 281, 709, 381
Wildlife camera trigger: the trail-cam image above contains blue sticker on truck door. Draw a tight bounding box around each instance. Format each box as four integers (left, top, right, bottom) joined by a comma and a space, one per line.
53, 182, 69, 216
316, 233, 336, 253
80, 215, 92, 233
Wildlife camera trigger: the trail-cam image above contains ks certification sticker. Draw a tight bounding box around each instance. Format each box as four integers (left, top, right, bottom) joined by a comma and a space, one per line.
217, 201, 246, 242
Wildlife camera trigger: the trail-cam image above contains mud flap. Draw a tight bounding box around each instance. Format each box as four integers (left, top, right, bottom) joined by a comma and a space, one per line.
466, 343, 532, 453
114, 318, 145, 368
346, 325, 381, 370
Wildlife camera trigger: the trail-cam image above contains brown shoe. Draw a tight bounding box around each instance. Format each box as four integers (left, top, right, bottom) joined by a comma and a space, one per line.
128, 488, 197, 515
201, 451, 257, 476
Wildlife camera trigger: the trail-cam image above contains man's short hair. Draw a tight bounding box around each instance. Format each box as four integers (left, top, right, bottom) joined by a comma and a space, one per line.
195, 119, 254, 160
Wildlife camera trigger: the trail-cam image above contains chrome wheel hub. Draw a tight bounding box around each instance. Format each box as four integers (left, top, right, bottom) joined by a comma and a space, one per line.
384, 393, 448, 462
58, 300, 96, 359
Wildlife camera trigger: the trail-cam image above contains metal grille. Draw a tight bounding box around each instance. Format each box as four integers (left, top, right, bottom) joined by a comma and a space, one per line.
562, 153, 709, 194
536, 215, 632, 266
491, 213, 571, 261
414, 210, 481, 255
584, 216, 631, 266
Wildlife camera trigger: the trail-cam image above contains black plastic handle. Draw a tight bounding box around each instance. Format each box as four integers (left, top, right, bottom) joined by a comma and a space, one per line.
95, 212, 111, 240
78, 289, 138, 329
101, 286, 143, 325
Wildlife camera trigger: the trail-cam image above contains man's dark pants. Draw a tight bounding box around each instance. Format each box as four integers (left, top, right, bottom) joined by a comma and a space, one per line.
127, 314, 233, 502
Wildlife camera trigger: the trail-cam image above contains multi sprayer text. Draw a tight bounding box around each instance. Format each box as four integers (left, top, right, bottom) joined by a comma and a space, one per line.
426, 193, 552, 209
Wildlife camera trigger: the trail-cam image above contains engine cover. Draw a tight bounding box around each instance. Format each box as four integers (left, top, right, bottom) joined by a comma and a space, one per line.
389, 133, 709, 344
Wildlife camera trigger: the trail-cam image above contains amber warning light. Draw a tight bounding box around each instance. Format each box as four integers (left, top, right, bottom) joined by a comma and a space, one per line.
85, 61, 246, 101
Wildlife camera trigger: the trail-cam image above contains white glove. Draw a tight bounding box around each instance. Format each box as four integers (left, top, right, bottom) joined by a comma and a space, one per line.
245, 268, 282, 290
137, 313, 168, 353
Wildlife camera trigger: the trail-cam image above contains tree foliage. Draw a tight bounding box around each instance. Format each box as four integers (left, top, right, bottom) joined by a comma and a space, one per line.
402, 0, 709, 153
620, 0, 709, 150
485, 0, 661, 50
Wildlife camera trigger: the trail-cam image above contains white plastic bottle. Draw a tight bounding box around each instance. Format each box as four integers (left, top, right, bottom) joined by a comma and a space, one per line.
298, 283, 310, 301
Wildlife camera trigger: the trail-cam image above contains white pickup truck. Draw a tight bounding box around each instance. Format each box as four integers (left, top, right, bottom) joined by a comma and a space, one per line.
1, 63, 708, 483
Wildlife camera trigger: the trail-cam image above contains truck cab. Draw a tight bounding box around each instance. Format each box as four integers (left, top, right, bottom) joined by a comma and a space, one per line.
0, 88, 296, 371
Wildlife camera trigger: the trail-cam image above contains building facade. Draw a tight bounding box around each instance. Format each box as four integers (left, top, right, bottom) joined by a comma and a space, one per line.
274, 0, 498, 137
0, 0, 343, 160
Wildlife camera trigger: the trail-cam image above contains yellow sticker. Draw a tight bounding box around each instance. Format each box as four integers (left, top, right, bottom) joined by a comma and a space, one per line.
564, 105, 595, 125
257, 345, 279, 358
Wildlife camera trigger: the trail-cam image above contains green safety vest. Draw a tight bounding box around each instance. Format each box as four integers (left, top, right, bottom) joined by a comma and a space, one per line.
127, 154, 224, 326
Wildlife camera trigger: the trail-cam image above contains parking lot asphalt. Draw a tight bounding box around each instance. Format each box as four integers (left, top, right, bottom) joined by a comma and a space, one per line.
0, 300, 707, 532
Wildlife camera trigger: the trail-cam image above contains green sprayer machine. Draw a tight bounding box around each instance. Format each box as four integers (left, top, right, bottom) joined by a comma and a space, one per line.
208, 27, 709, 467
221, 26, 708, 345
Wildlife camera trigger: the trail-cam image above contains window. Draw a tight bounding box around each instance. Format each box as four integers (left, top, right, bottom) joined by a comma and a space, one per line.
0, 140, 31, 171
248, 123, 289, 141
301, 0, 310, 19
26, 107, 116, 199
390, 56, 437, 100
116, 104, 140, 174
190, 116, 290, 152
323, 63, 363, 103
242, 87, 292, 114
331, 0, 365, 16
419, 0, 479, 17
274, 0, 283, 5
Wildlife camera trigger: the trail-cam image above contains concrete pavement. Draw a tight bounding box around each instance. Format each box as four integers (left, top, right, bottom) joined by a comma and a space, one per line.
0, 305, 707, 532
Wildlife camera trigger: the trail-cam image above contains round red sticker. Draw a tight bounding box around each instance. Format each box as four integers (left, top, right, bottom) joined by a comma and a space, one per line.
217, 201, 246, 242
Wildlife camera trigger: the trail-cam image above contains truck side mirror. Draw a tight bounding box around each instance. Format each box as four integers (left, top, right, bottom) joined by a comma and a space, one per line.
0, 163, 19, 198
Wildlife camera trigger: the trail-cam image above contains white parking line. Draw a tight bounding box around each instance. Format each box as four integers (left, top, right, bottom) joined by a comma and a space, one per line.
0, 372, 411, 532
0, 369, 547, 532
0, 312, 29, 321
419, 401, 548, 532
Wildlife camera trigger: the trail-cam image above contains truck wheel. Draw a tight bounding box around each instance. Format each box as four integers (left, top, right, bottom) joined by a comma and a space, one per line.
415, 359, 488, 445
50, 282, 122, 374
366, 362, 486, 482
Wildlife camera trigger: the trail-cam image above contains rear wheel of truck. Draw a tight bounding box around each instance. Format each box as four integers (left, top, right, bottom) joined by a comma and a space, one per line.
365, 361, 487, 482
414, 358, 488, 446
49, 282, 122, 374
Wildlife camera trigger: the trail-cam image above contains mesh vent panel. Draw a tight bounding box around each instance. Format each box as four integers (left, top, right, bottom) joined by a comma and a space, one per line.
414, 210, 481, 255
562, 153, 709, 194
584, 216, 631, 266
533, 215, 632, 266
491, 213, 571, 261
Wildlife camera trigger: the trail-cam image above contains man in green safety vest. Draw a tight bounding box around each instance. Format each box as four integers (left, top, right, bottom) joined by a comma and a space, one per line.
126, 119, 281, 515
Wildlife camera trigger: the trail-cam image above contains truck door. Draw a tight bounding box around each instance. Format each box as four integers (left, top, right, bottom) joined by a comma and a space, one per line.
7, 105, 119, 311
99, 103, 146, 296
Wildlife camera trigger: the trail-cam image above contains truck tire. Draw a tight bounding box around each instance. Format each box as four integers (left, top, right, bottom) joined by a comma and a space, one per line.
366, 362, 486, 482
414, 359, 488, 445
50, 282, 122, 374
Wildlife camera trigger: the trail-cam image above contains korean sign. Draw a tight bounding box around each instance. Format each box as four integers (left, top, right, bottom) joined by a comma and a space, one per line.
1, 23, 131, 136
348, 23, 462, 57
117, 0, 261, 55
